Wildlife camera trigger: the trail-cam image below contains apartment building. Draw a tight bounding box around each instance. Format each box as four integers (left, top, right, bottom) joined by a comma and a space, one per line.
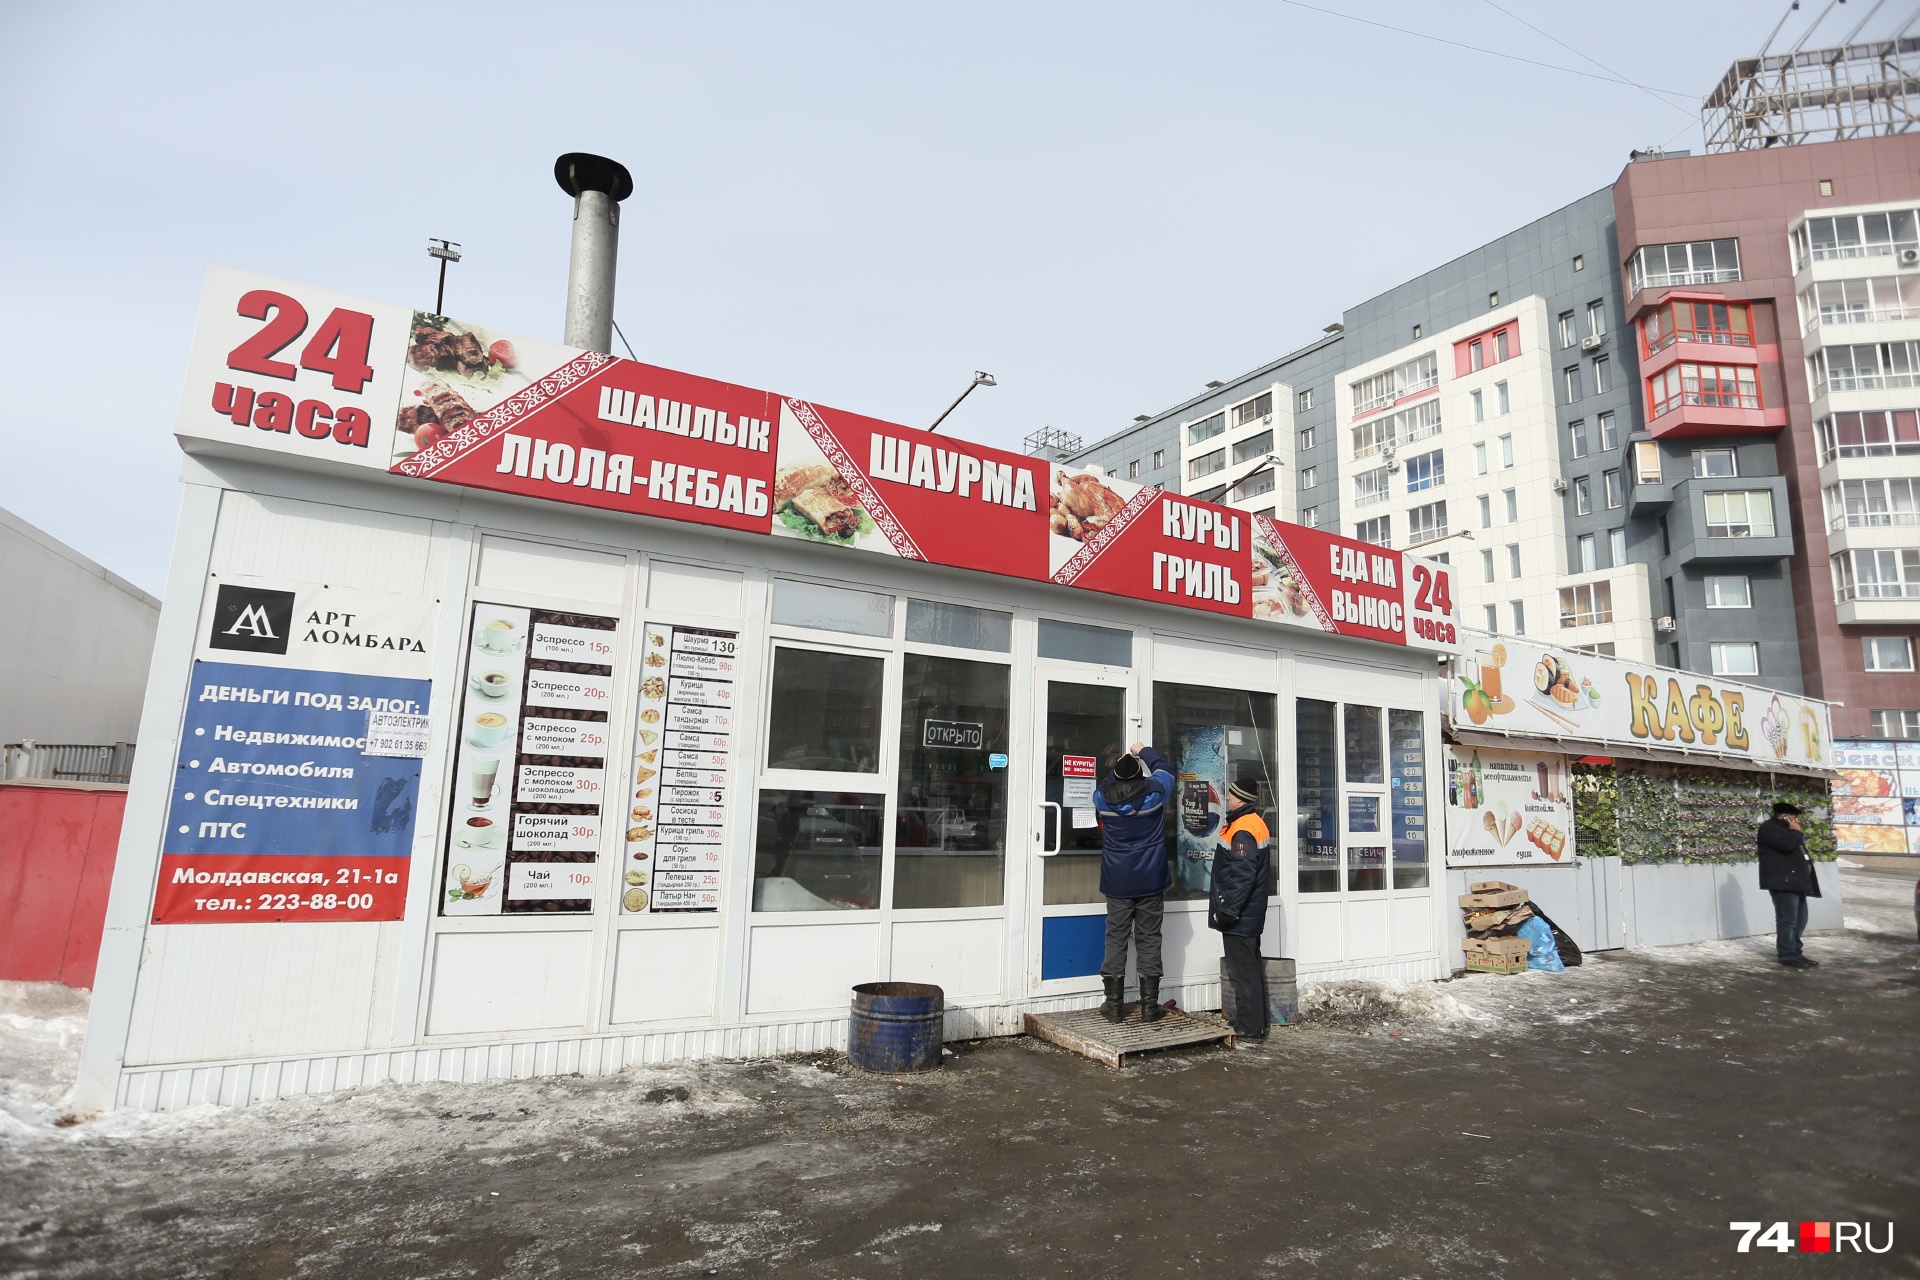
1066, 132, 1920, 722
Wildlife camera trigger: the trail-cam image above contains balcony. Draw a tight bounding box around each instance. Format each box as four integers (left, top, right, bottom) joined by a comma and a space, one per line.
1836, 594, 1920, 625
1666, 476, 1794, 565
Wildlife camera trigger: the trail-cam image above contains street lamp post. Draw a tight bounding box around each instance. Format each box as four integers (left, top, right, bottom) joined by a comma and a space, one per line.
928, 371, 997, 433
428, 239, 461, 316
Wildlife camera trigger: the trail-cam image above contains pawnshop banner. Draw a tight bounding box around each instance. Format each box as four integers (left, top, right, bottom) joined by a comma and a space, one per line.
175, 266, 1460, 652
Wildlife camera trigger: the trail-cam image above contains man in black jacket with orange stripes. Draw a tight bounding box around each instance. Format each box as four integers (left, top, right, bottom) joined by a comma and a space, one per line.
1210, 778, 1272, 1039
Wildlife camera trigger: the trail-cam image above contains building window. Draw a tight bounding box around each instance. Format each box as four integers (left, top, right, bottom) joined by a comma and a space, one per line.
1703, 490, 1776, 538
1298, 389, 1314, 411
1489, 291, 1500, 308
1471, 389, 1484, 422
1510, 600, 1526, 634
1495, 329, 1509, 361
1794, 208, 1920, 269
1233, 392, 1273, 426
1495, 381, 1509, 415
1481, 547, 1496, 582
1569, 420, 1589, 458
1153, 449, 1165, 469
1469, 340, 1484, 372
1691, 449, 1736, 478
1300, 505, 1318, 528
1252, 507, 1275, 519
1408, 500, 1448, 545
1578, 533, 1597, 572
1351, 398, 1441, 459
1573, 476, 1593, 515
1559, 581, 1613, 626
1627, 238, 1741, 292
1299, 466, 1316, 490
1504, 488, 1518, 522
1404, 449, 1444, 493
1648, 363, 1760, 417
1870, 709, 1920, 739
1298, 426, 1316, 451
1478, 494, 1492, 528
1230, 467, 1275, 502
1472, 442, 1488, 476
1643, 300, 1754, 355
1704, 575, 1751, 608
766, 647, 887, 773
1413, 324, 1423, 339
1484, 604, 1498, 631
1801, 276, 1920, 330
1508, 544, 1522, 578
1587, 301, 1607, 338
1233, 429, 1274, 464
1350, 353, 1439, 415
1127, 459, 1140, 479
1593, 356, 1612, 394
1500, 435, 1514, 468
1598, 411, 1618, 450
1352, 466, 1390, 507
1354, 515, 1391, 547
1610, 527, 1627, 565
1188, 448, 1226, 481
1574, 254, 1585, 271
1188, 413, 1226, 445
1811, 341, 1920, 394
1832, 548, 1920, 600
1634, 440, 1662, 485
1710, 642, 1760, 676
1826, 477, 1920, 528
1564, 366, 1583, 402
1816, 410, 1920, 462
1558, 311, 1576, 347
1604, 469, 1623, 508
1864, 636, 1916, 672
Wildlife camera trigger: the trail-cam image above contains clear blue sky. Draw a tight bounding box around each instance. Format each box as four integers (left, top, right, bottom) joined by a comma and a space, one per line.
0, 0, 1893, 595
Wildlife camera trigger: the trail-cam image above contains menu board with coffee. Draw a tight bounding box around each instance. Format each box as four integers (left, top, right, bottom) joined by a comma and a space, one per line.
623, 624, 738, 914
442, 604, 619, 916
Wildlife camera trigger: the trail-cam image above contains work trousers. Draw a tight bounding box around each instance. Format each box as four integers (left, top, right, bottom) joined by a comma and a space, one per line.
1102, 894, 1164, 980
1221, 933, 1268, 1036
1770, 890, 1809, 958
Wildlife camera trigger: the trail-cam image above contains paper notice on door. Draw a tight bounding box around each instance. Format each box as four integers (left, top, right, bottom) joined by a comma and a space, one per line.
1062, 776, 1095, 808
1072, 806, 1098, 828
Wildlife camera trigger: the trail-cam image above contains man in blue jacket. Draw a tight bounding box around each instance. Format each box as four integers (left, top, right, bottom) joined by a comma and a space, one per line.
1094, 740, 1176, 1024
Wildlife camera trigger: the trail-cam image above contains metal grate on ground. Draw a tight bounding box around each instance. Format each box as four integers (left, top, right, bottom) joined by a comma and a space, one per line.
1023, 1006, 1235, 1069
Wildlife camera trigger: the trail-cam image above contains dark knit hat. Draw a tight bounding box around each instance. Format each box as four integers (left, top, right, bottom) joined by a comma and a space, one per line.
1228, 778, 1260, 805
1771, 801, 1802, 816
1112, 754, 1142, 780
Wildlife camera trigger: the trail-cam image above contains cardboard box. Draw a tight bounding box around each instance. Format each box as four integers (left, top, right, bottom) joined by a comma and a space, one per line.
1464, 954, 1529, 975
1459, 888, 1528, 910
1469, 880, 1521, 894
1463, 935, 1530, 959
1464, 903, 1533, 933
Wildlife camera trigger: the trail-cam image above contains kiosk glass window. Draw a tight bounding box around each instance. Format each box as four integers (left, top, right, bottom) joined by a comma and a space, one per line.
1042, 682, 1128, 905
765, 648, 885, 772
1152, 682, 1278, 901
1038, 618, 1132, 666
1344, 705, 1384, 784
892, 655, 1010, 908
752, 790, 886, 911
905, 599, 1012, 652
771, 580, 893, 637
1296, 699, 1340, 893
1388, 709, 1429, 888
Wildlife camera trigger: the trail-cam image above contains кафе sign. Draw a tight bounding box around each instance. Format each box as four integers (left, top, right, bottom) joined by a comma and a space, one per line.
176, 265, 1462, 654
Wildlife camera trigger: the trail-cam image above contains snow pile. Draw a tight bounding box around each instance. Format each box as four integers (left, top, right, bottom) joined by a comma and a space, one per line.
0, 981, 88, 1138
1293, 979, 1480, 1033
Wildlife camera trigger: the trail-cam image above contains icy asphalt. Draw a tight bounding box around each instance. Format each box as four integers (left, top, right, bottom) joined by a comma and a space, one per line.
2, 868, 1915, 1279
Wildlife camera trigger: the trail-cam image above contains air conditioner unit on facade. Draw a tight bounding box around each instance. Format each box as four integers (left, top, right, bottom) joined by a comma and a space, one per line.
1551, 477, 1570, 493
1655, 616, 1676, 633
1899, 247, 1920, 269
1581, 333, 1605, 351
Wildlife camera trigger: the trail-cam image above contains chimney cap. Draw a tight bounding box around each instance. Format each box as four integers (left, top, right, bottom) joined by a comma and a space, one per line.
555, 152, 634, 202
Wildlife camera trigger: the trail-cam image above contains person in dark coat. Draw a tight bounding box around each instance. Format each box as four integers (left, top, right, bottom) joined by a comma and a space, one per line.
1209, 778, 1273, 1039
1093, 741, 1175, 1023
1757, 800, 1823, 968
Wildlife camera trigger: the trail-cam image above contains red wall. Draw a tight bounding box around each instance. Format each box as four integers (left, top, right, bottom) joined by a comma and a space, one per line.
0, 781, 124, 988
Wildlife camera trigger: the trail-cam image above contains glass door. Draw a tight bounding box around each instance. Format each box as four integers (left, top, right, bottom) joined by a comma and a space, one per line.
1029, 672, 1133, 992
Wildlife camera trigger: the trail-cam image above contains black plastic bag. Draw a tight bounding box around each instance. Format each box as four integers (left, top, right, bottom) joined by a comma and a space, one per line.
1524, 901, 1584, 967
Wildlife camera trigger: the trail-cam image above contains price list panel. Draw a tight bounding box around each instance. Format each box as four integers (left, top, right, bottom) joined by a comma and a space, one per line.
1295, 698, 1340, 893
624, 624, 738, 913
1388, 708, 1428, 887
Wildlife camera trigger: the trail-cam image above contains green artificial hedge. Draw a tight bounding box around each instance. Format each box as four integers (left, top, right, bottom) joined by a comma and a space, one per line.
1570, 760, 1835, 866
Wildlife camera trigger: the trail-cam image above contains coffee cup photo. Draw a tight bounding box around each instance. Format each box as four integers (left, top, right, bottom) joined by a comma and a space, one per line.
467, 756, 502, 811
467, 710, 512, 749
456, 815, 505, 850
474, 617, 521, 655
470, 669, 513, 701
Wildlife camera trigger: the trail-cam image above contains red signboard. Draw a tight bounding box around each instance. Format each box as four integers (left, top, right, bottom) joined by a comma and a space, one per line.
176, 268, 1459, 652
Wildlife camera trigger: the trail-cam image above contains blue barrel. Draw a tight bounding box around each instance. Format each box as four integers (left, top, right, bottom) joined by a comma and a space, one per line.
848, 981, 944, 1072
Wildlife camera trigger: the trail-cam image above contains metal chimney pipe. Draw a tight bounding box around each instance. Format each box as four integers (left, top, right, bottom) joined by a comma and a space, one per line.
554, 152, 635, 355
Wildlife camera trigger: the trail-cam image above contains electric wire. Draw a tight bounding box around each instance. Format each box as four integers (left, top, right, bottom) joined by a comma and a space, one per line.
612, 319, 638, 362
1477, 0, 1696, 118
1788, 0, 1844, 54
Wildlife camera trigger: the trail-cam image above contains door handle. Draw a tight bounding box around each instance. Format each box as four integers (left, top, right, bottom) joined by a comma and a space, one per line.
1039, 801, 1062, 856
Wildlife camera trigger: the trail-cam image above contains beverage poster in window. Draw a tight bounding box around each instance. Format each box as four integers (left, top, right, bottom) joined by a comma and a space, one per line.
625, 623, 738, 913
442, 605, 617, 915
1443, 747, 1571, 867
1388, 711, 1429, 887
1173, 725, 1226, 895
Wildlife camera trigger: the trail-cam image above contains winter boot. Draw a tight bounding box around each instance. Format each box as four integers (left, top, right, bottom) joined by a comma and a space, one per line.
1139, 977, 1166, 1022
1099, 976, 1126, 1023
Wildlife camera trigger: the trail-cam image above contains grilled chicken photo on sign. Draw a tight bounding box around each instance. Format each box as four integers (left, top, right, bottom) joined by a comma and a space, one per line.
1049, 470, 1126, 541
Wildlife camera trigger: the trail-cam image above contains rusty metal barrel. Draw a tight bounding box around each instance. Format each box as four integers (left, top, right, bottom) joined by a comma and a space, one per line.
847, 981, 944, 1072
